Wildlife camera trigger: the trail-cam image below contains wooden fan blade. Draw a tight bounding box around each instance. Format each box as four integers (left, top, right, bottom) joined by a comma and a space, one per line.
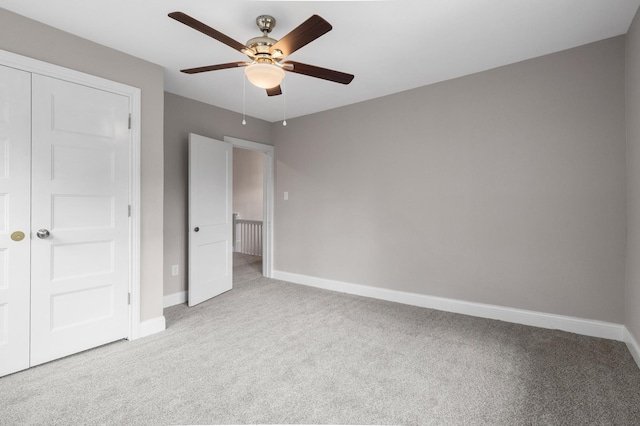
282, 61, 354, 84
180, 62, 249, 74
266, 86, 282, 96
270, 15, 332, 59
169, 12, 253, 55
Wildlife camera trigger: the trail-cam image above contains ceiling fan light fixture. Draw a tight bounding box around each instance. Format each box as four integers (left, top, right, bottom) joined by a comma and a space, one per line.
244, 63, 285, 89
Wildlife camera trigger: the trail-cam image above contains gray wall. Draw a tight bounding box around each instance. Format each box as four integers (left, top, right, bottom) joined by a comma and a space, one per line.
0, 8, 165, 321
233, 148, 264, 221
273, 36, 627, 324
626, 9, 640, 341
163, 92, 273, 298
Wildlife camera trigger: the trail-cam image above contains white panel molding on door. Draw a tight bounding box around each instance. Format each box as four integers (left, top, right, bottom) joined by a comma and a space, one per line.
188, 134, 233, 306
0, 65, 32, 377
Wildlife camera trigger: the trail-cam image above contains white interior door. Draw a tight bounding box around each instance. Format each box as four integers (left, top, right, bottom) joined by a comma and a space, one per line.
0, 65, 31, 377
188, 133, 233, 306
30, 75, 131, 366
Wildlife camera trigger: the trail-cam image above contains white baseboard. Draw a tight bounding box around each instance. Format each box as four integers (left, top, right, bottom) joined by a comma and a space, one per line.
138, 316, 166, 338
624, 327, 640, 369
164, 291, 187, 308
272, 270, 625, 342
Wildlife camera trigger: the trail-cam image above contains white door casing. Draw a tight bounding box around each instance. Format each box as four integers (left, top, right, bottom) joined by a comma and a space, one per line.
0, 65, 32, 377
188, 134, 233, 306
30, 75, 131, 366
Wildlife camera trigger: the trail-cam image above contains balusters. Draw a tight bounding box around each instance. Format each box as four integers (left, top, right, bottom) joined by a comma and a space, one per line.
235, 219, 263, 256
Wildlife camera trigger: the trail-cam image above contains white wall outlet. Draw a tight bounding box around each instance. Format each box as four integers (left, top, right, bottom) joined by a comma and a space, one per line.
171, 264, 179, 276
284, 191, 289, 201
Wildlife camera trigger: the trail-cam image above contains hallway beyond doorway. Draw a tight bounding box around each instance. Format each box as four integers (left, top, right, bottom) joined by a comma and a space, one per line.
233, 252, 262, 284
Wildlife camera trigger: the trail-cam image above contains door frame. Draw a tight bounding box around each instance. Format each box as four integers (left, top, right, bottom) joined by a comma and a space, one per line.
224, 136, 274, 278
0, 49, 143, 340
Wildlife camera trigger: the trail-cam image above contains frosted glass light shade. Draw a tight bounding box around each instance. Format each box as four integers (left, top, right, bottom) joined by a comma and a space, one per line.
244, 63, 285, 89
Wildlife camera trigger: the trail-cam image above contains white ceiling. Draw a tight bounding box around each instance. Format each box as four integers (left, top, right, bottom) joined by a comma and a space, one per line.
1, 0, 639, 122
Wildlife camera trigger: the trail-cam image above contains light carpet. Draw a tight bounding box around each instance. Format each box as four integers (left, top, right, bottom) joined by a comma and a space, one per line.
1, 254, 639, 425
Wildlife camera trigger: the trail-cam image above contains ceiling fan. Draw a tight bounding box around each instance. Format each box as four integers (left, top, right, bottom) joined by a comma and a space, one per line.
168, 12, 354, 97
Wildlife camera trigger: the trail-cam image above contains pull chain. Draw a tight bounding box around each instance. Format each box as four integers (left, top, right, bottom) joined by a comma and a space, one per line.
242, 73, 247, 125
282, 77, 287, 126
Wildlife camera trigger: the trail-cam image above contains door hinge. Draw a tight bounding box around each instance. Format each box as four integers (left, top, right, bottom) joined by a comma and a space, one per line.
128, 113, 132, 130
128, 205, 131, 217
128, 293, 131, 305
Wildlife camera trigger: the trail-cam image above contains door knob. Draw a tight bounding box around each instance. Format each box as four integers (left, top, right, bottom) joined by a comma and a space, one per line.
36, 229, 50, 239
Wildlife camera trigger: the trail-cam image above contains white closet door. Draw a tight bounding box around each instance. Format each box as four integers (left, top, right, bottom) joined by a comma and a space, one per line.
30, 75, 131, 366
0, 65, 32, 377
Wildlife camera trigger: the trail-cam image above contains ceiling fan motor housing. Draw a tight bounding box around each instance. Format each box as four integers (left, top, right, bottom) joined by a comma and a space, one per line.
246, 36, 278, 54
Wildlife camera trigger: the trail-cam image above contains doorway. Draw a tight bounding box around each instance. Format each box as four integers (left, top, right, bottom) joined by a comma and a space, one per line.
233, 146, 264, 276
187, 135, 273, 307
224, 136, 274, 278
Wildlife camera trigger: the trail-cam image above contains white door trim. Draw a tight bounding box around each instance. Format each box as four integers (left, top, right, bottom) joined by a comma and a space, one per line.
0, 48, 142, 340
223, 136, 274, 278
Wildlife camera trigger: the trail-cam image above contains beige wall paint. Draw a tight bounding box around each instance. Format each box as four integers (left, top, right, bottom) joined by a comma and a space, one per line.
274, 37, 627, 323
163, 92, 273, 297
626, 9, 640, 341
233, 148, 264, 221
0, 8, 165, 321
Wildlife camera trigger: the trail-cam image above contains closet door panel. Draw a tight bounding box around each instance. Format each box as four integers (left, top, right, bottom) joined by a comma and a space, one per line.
30, 74, 131, 366
0, 65, 32, 377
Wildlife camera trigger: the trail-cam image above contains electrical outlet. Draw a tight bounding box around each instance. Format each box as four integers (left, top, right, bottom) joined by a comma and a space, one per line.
171, 265, 179, 276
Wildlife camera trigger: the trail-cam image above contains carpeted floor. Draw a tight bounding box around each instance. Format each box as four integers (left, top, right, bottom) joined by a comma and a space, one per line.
1, 253, 639, 425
